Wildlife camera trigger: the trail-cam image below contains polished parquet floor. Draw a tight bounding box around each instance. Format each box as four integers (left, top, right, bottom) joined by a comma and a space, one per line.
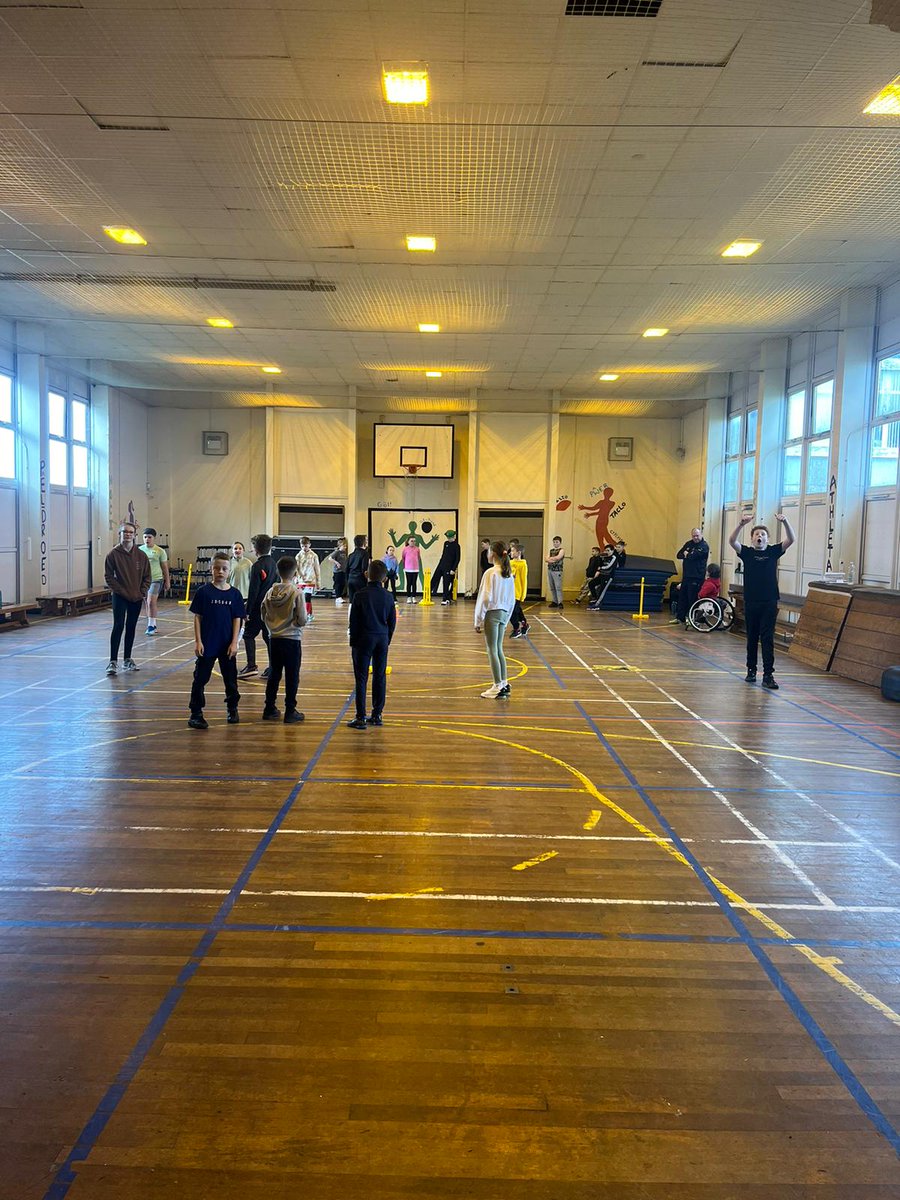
2, 596, 900, 1198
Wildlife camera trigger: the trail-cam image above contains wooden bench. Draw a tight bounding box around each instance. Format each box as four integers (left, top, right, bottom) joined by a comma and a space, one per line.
0, 603, 31, 629
38, 588, 112, 617
728, 586, 804, 647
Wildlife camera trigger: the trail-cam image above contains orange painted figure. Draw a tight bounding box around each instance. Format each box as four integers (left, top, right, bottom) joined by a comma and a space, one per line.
578, 487, 617, 548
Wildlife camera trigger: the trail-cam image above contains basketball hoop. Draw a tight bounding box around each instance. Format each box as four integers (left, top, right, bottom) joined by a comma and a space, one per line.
402, 464, 420, 477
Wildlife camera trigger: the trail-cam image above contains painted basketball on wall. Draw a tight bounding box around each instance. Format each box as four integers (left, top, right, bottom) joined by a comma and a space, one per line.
556, 496, 571, 511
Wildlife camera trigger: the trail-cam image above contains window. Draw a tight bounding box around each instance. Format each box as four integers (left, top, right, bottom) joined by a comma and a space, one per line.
724, 458, 739, 503
782, 377, 832, 497
869, 356, 900, 489
0, 373, 14, 480
723, 393, 758, 507
726, 414, 741, 457
745, 409, 758, 455
741, 454, 756, 501
47, 388, 90, 491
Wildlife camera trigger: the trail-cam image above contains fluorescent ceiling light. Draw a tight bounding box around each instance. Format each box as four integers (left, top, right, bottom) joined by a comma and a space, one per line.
642, 327, 668, 338
261, 366, 282, 374
418, 323, 440, 333
206, 317, 234, 328
406, 235, 436, 252
425, 371, 442, 378
102, 225, 147, 246
721, 240, 762, 258
864, 77, 900, 115
383, 65, 429, 105
599, 373, 619, 381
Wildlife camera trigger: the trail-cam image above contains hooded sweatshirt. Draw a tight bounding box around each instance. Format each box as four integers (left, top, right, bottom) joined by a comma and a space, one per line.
261, 581, 308, 640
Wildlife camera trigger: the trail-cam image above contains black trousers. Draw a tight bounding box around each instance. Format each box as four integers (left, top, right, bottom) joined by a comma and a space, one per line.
351, 638, 389, 721
385, 569, 397, 597
405, 569, 419, 598
744, 599, 778, 675
347, 576, 366, 604
510, 599, 525, 630
190, 649, 240, 714
431, 566, 455, 599
332, 570, 346, 599
242, 610, 270, 668
265, 637, 301, 713
676, 577, 702, 622
110, 594, 142, 661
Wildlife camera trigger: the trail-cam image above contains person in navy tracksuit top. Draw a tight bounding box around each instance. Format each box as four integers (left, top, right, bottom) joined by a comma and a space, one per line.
347, 559, 397, 730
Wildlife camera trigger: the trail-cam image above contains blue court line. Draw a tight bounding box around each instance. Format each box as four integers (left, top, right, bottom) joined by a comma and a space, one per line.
530, 638, 900, 1156
43, 692, 353, 1200
614, 615, 900, 763
5, 917, 898, 952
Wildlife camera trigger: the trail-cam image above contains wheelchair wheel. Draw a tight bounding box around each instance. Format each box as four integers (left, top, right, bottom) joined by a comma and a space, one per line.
716, 597, 735, 631
687, 598, 721, 632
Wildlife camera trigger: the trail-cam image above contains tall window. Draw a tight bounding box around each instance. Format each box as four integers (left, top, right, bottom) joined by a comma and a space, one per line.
868, 355, 900, 489
782, 378, 833, 498
0, 373, 14, 481
724, 400, 758, 504
48, 389, 90, 490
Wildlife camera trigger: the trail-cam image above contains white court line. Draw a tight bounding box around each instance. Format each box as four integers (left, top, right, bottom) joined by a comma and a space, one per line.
0, 883, 896, 913
0, 679, 49, 700
558, 615, 900, 877
548, 615, 838, 907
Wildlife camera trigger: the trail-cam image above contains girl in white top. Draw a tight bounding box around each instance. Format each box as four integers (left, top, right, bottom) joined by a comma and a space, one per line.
228, 541, 253, 599
474, 540, 517, 698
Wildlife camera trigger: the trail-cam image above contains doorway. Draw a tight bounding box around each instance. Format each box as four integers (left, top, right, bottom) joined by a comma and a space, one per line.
478, 508, 543, 596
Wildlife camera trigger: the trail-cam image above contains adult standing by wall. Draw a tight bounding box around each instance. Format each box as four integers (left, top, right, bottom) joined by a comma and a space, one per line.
239, 532, 276, 679
672, 527, 709, 626
105, 520, 151, 676
431, 531, 460, 604
729, 514, 795, 690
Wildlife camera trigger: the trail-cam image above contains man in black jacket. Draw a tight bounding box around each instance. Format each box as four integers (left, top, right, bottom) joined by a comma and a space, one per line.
673, 527, 709, 625
431, 530, 461, 604
347, 560, 397, 730
239, 533, 276, 678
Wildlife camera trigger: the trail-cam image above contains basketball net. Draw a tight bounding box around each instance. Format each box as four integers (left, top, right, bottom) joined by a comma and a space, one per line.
402, 464, 420, 476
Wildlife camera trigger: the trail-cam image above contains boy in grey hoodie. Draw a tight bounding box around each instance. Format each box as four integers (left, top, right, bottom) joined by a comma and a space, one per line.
261, 556, 308, 723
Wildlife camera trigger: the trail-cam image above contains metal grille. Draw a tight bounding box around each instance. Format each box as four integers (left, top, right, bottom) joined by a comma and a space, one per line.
565, 0, 662, 16
0, 273, 336, 292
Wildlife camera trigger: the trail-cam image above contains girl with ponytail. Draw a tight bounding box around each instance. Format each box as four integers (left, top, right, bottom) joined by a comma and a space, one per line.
473, 540, 516, 698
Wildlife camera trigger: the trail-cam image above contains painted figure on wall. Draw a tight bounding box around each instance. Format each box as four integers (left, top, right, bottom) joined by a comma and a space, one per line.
578, 487, 617, 548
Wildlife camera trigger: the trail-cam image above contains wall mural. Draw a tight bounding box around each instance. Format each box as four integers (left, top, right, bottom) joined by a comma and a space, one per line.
369, 508, 459, 587
578, 483, 627, 548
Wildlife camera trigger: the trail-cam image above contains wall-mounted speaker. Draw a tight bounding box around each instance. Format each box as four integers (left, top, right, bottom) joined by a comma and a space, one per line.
202, 431, 229, 456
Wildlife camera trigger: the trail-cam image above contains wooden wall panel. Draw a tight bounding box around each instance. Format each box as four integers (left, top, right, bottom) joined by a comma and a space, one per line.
789, 583, 852, 671
831, 587, 900, 687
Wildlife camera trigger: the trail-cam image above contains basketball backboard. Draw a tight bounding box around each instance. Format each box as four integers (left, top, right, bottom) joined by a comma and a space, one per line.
374, 423, 454, 478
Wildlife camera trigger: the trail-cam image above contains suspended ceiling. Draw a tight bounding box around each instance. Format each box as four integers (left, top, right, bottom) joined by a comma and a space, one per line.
0, 0, 899, 415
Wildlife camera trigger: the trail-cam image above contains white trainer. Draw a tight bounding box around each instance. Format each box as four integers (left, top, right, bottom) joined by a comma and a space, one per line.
481, 683, 502, 698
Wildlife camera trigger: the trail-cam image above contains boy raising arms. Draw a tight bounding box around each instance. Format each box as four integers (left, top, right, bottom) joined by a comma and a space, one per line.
188, 551, 246, 729
729, 513, 795, 690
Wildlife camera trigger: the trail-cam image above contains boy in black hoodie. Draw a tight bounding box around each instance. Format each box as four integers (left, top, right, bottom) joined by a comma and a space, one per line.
239, 532, 276, 678
346, 534, 370, 605
261, 556, 307, 723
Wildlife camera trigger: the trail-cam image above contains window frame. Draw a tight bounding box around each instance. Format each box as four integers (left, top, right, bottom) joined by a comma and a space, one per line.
0, 370, 15, 484
867, 351, 900, 493
781, 373, 834, 500
47, 386, 91, 494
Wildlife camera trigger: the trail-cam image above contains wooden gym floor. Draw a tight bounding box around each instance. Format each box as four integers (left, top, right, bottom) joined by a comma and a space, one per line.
1, 596, 899, 1198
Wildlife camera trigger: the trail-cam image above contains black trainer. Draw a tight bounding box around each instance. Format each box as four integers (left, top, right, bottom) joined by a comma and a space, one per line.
366, 714, 383, 726
262, 708, 281, 721
347, 718, 367, 730
284, 709, 305, 724
226, 710, 240, 724
745, 670, 757, 683
188, 714, 208, 730
762, 675, 779, 690
498, 684, 511, 698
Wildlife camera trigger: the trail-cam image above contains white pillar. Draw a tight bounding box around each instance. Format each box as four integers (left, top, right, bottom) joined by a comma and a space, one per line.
832, 287, 877, 575
464, 396, 479, 594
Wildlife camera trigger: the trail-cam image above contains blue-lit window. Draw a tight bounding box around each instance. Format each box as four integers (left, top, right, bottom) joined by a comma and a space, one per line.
869, 356, 900, 489
0, 373, 14, 481
48, 390, 90, 491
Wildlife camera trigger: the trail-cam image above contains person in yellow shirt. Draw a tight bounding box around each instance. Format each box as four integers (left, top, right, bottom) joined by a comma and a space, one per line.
508, 539, 530, 639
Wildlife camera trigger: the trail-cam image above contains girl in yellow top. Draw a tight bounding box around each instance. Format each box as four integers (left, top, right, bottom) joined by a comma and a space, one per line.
508, 539, 529, 639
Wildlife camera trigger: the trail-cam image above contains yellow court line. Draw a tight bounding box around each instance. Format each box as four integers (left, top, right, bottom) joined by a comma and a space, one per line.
427, 724, 900, 1030
512, 850, 559, 871
583, 810, 602, 830
398, 718, 900, 780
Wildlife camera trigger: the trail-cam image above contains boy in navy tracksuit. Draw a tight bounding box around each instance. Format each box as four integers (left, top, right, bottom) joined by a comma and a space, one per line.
347, 560, 397, 730
188, 552, 246, 728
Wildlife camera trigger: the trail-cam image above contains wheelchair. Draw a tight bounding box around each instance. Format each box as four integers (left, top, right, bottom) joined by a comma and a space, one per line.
686, 595, 735, 632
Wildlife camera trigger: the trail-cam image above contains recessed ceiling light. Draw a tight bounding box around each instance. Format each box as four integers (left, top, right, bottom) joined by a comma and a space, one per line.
382, 65, 430, 105
418, 323, 440, 333
721, 240, 762, 258
206, 317, 234, 328
102, 225, 147, 246
599, 373, 619, 381
261, 366, 282, 374
642, 328, 669, 338
864, 76, 900, 115
425, 371, 442, 378
406, 235, 436, 252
